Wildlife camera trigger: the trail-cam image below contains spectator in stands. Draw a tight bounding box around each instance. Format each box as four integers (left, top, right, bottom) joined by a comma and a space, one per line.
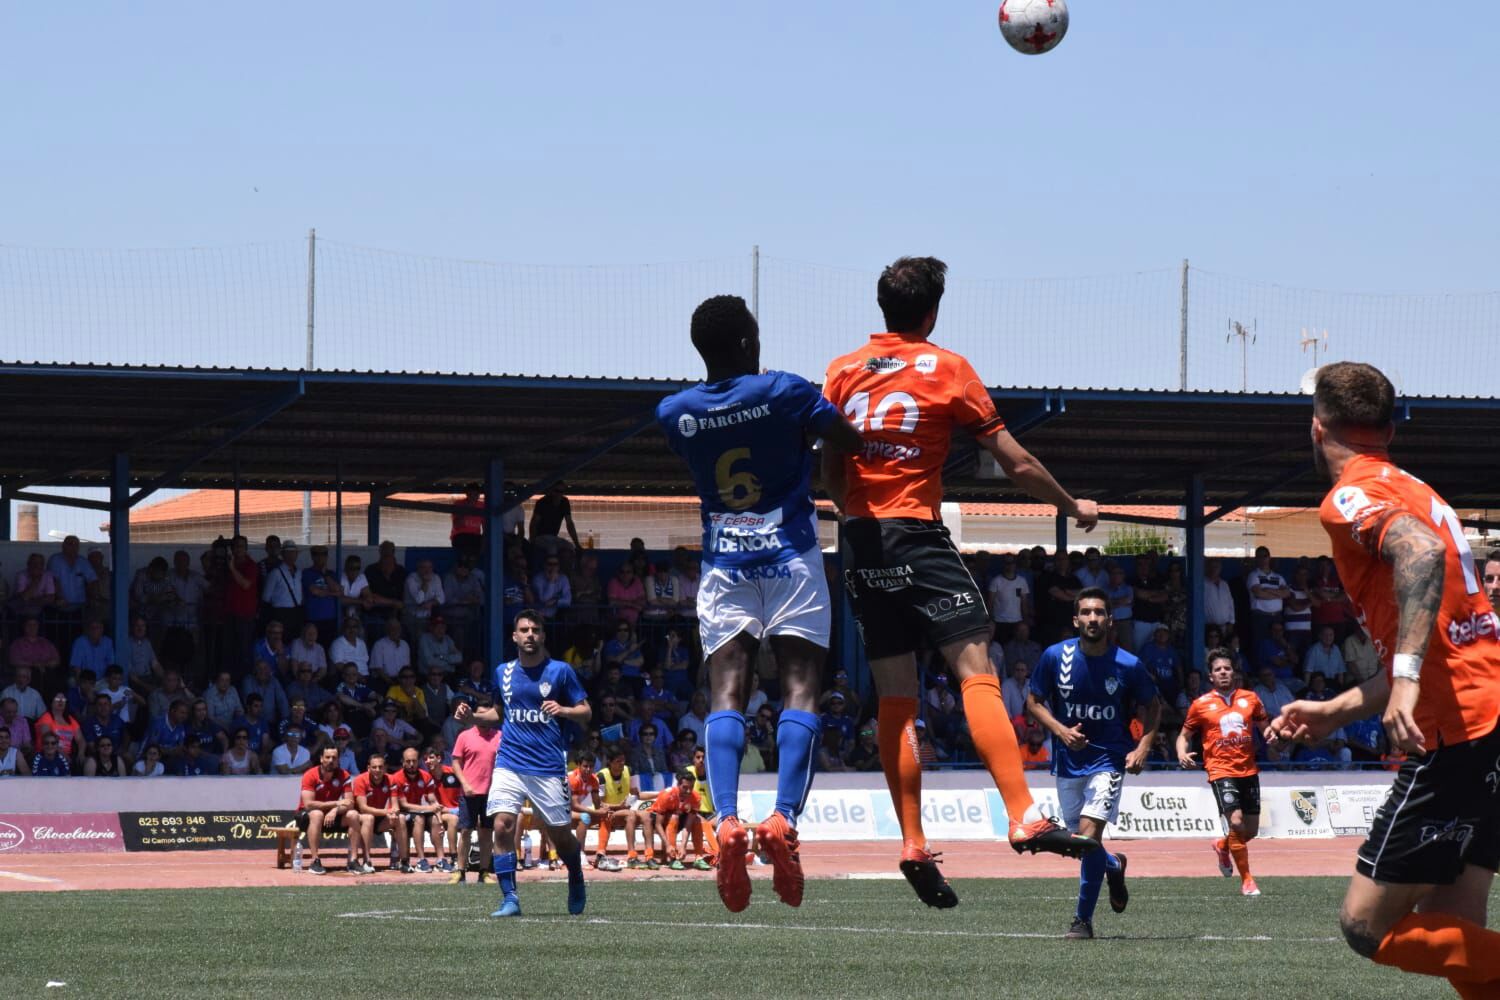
1344, 713, 1386, 763
1, 698, 31, 754
226, 535, 261, 670
454, 659, 495, 709
418, 616, 462, 675
403, 559, 445, 638
204, 670, 243, 729
448, 487, 486, 562
336, 554, 370, 623
1303, 625, 1345, 683
670, 547, 699, 624
629, 695, 672, 749
386, 667, 429, 732
602, 620, 645, 684
35, 691, 85, 768
1162, 561, 1190, 645
1283, 565, 1314, 659
7, 615, 60, 680
639, 667, 678, 719
334, 662, 379, 736
69, 618, 115, 680
220, 728, 262, 774
606, 562, 646, 627
84, 548, 112, 626
1257, 620, 1300, 682
816, 725, 849, 773
252, 621, 290, 680
1034, 550, 1081, 645
532, 553, 573, 626
31, 731, 71, 776
331, 725, 357, 773
82, 692, 125, 760
591, 691, 633, 736
130, 556, 175, 638
9, 553, 58, 617
1128, 553, 1167, 650
529, 484, 581, 567
569, 552, 602, 627
502, 550, 534, 633
420, 666, 453, 733
272, 726, 312, 774
2, 665, 47, 722
1293, 724, 1352, 767
147, 669, 195, 725
1002, 621, 1041, 678
641, 562, 677, 641
297, 545, 339, 646
668, 727, 697, 771
279, 697, 321, 747
132, 745, 165, 776
1302, 672, 1335, 703
1245, 546, 1289, 652
65, 669, 98, 720
985, 553, 1032, 645
288, 622, 328, 684
242, 657, 289, 726
121, 615, 163, 692
370, 615, 411, 682
1252, 665, 1297, 725
257, 535, 281, 580
330, 615, 370, 679
100, 665, 145, 730
1001, 661, 1031, 725
439, 557, 483, 654
48, 535, 99, 616
373, 699, 421, 749
1308, 555, 1349, 641
844, 725, 879, 771
1069, 547, 1104, 591
1020, 721, 1050, 769
145, 699, 190, 767
678, 690, 710, 746
1175, 670, 1206, 719
1137, 626, 1184, 711
172, 734, 217, 775
1202, 558, 1235, 634
186, 698, 227, 754
914, 719, 944, 769
629, 722, 670, 775
363, 541, 407, 627
748, 706, 776, 770
1104, 564, 1135, 650
262, 540, 304, 635
1340, 627, 1380, 686
287, 664, 333, 717
165, 549, 206, 641
86, 734, 128, 777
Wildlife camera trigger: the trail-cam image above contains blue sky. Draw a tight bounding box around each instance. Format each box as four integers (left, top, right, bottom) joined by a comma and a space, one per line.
4, 2, 1497, 537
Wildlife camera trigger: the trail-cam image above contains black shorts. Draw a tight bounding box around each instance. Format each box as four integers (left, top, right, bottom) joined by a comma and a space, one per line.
842, 518, 991, 660
1210, 775, 1261, 818
1356, 722, 1500, 885
459, 795, 494, 831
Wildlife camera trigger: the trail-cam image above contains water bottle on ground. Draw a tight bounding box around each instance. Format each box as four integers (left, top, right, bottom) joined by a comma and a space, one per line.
293, 839, 304, 872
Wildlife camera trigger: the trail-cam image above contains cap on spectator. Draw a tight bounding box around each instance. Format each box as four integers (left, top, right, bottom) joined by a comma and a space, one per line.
285, 727, 302, 739
834, 669, 849, 680
333, 726, 352, 739
282, 540, 299, 551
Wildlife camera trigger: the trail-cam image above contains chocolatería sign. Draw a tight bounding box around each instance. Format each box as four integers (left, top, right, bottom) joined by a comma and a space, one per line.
118, 811, 307, 851
0, 813, 125, 854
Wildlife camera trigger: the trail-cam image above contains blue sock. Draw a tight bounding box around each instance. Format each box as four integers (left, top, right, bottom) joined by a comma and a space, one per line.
774, 709, 819, 824
558, 841, 583, 881
494, 850, 517, 897
1076, 848, 1111, 922
705, 710, 746, 823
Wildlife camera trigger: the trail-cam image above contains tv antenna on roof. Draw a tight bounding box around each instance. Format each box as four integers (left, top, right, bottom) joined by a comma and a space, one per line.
1300, 327, 1329, 368
1227, 318, 1257, 392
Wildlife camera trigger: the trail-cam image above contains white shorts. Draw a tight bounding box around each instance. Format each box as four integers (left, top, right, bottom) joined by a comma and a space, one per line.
696, 549, 831, 656
1057, 770, 1125, 829
485, 767, 571, 828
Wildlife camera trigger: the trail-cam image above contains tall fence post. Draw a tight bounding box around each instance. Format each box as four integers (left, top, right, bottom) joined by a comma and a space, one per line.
110, 453, 131, 657
751, 244, 760, 318
1179, 258, 1189, 391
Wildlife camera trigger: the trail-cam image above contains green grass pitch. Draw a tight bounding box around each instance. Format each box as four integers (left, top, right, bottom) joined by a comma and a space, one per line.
4, 877, 1463, 998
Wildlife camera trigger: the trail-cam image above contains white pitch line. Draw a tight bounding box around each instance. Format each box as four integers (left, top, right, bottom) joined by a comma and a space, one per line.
338, 908, 1340, 942
0, 870, 64, 884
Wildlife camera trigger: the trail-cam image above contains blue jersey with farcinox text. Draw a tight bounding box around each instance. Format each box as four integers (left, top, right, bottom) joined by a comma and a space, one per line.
657, 371, 840, 569
493, 658, 587, 777
1030, 639, 1157, 779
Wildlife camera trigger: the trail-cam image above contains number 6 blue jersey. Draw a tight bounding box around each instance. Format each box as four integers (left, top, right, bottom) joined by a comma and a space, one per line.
657, 371, 840, 569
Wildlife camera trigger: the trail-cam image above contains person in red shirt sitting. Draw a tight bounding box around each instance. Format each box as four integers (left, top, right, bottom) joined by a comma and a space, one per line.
34, 692, 84, 772
351, 752, 400, 873
390, 746, 440, 873
652, 769, 712, 871
425, 746, 463, 874
297, 746, 355, 875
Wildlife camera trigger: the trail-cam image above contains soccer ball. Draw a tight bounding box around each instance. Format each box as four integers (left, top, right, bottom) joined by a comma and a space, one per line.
999, 0, 1069, 55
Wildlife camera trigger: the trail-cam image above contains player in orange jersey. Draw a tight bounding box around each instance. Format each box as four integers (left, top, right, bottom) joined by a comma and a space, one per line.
823, 256, 1101, 908
1178, 648, 1268, 897
652, 769, 712, 871
1267, 362, 1500, 997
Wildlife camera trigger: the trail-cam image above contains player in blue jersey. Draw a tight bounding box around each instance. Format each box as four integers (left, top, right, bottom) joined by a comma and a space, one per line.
452, 609, 591, 918
657, 295, 864, 913
1027, 588, 1162, 940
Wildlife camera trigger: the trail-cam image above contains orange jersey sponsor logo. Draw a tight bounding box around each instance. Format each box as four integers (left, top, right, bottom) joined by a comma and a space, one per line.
824, 334, 1005, 520
1320, 454, 1500, 747
1183, 689, 1266, 781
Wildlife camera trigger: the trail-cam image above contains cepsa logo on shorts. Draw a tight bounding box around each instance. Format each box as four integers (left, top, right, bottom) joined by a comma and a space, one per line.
0, 821, 23, 851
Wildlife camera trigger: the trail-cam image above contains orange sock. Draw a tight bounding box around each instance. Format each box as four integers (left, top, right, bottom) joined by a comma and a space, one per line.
960, 674, 1035, 819
877, 697, 926, 848
1374, 912, 1500, 986
700, 818, 719, 858
596, 822, 610, 854
1226, 831, 1251, 879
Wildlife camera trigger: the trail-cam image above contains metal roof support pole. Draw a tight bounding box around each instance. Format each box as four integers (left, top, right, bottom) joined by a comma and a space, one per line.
334, 461, 344, 572
1185, 474, 1206, 678
232, 453, 241, 536
1055, 512, 1068, 557
367, 491, 383, 547
110, 453, 131, 659
485, 457, 505, 670
0, 487, 9, 542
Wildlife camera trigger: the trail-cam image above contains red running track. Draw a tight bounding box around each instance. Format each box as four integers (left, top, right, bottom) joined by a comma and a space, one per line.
0, 837, 1365, 893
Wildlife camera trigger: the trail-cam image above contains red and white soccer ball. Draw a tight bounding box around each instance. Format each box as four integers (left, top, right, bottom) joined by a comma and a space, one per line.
999, 0, 1069, 56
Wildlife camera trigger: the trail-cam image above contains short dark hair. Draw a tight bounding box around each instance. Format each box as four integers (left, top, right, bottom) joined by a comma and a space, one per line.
689, 295, 757, 366
513, 608, 545, 630
675, 767, 697, 783
1205, 646, 1234, 671
1314, 361, 1395, 430
606, 743, 626, 761
877, 256, 947, 332
1073, 586, 1111, 615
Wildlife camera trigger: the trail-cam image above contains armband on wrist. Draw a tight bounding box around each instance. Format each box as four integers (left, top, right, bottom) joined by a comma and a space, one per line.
1392, 654, 1422, 682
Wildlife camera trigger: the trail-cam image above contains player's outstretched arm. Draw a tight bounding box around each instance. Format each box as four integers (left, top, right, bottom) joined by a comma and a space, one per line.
454, 702, 500, 726
1378, 514, 1446, 752
819, 414, 864, 455
979, 428, 1098, 531
1173, 727, 1198, 768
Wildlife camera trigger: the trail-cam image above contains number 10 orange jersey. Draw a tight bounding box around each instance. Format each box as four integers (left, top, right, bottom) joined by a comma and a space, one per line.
1320, 453, 1500, 748
823, 333, 1005, 521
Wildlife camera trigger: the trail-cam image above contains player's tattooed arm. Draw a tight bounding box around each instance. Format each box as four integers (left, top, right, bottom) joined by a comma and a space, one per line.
1379, 513, 1446, 662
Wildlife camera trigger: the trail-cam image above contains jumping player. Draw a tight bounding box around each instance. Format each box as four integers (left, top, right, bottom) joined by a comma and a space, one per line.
1267, 362, 1500, 996
823, 256, 1101, 907
657, 295, 863, 913
454, 610, 591, 917
1177, 647, 1268, 897
1026, 589, 1159, 939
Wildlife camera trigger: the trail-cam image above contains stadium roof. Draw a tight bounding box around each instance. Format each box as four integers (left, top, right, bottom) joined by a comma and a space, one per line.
3, 362, 1499, 513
